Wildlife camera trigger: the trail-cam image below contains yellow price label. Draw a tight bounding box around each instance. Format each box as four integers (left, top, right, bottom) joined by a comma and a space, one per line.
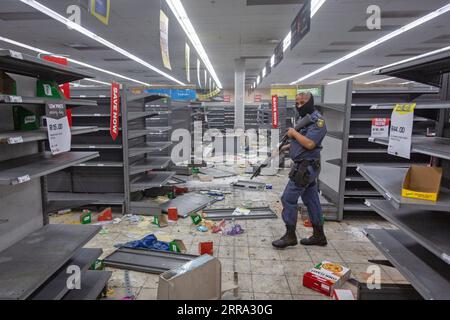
394, 103, 416, 114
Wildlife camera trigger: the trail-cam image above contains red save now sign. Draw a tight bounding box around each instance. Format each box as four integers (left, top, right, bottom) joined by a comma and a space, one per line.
110, 83, 120, 141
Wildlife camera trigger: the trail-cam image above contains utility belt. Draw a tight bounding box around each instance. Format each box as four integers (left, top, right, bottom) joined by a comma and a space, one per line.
289, 159, 321, 188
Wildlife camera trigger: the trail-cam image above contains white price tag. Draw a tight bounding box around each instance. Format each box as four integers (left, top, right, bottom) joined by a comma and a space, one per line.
47, 116, 71, 155
388, 104, 415, 159
9, 95, 23, 103
371, 118, 390, 139
79, 163, 86, 167
17, 175, 31, 184
9, 50, 23, 60
97, 163, 105, 167
7, 136, 23, 144
89, 145, 96, 149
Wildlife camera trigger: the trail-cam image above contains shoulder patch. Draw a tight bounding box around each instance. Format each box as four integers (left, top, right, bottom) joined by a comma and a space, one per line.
317, 119, 325, 128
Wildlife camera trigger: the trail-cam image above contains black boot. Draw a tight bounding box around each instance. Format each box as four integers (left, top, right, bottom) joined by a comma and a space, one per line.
272, 225, 298, 249
300, 224, 327, 246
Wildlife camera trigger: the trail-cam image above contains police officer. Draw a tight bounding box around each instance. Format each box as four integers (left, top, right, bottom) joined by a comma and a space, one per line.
272, 92, 328, 249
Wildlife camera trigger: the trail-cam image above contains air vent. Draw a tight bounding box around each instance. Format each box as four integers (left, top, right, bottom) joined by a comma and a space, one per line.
104, 58, 132, 62
386, 53, 421, 57
302, 62, 326, 65
404, 47, 441, 52
423, 34, 450, 44
247, 0, 305, 5
0, 12, 51, 21
337, 73, 357, 76
65, 43, 106, 51
349, 25, 400, 32
329, 41, 365, 46
357, 65, 378, 68
381, 11, 426, 18
319, 49, 349, 53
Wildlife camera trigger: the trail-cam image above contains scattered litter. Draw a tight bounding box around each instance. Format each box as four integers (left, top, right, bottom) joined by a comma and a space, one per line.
80, 210, 92, 224
113, 218, 122, 224
224, 223, 245, 236
99, 228, 109, 235
303, 261, 352, 297
123, 214, 142, 224
190, 214, 203, 225
126, 233, 140, 239
167, 207, 179, 221
199, 242, 214, 255
333, 289, 356, 300
212, 219, 226, 234
116, 234, 170, 252
98, 207, 113, 222
232, 207, 251, 216
153, 215, 168, 228
197, 226, 209, 232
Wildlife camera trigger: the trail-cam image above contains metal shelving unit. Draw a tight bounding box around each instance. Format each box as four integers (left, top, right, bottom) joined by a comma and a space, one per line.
124, 94, 177, 215
0, 49, 108, 300
362, 50, 450, 300
318, 80, 440, 220
48, 89, 127, 211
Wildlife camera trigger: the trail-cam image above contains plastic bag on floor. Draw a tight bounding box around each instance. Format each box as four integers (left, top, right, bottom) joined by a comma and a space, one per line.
117, 234, 170, 251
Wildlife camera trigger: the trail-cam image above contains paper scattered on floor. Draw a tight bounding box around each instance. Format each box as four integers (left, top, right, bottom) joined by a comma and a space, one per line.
232, 207, 251, 216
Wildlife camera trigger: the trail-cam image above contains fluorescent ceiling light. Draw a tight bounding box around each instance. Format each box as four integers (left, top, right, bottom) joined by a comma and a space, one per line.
399, 81, 414, 85
364, 77, 395, 85
20, 0, 185, 86
328, 45, 450, 85
165, 0, 222, 89
270, 55, 275, 67
0, 35, 151, 86
291, 3, 450, 85
262, 67, 267, 78
257, 76, 261, 85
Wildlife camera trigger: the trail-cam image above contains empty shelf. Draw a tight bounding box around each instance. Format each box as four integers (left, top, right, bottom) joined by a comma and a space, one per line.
76, 161, 123, 168
371, 102, 450, 110
365, 228, 450, 300
0, 224, 101, 300
128, 127, 171, 139
370, 136, 450, 160
357, 165, 450, 212
0, 126, 99, 145
62, 271, 111, 300
130, 157, 171, 174
31, 248, 102, 300
0, 49, 93, 84
130, 172, 176, 192
0, 95, 97, 107
71, 144, 122, 150
128, 142, 172, 157
326, 131, 344, 139
128, 111, 158, 121
343, 204, 374, 212
0, 152, 99, 185
366, 200, 450, 264
48, 192, 125, 206
345, 189, 380, 196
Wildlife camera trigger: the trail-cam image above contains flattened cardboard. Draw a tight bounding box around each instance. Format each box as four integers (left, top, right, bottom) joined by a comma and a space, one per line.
157, 255, 221, 300
402, 165, 442, 202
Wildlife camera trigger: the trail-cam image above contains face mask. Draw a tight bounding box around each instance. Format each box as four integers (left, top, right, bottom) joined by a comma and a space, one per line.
296, 95, 315, 118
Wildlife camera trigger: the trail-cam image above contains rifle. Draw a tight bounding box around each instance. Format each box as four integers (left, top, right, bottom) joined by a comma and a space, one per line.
250, 114, 315, 179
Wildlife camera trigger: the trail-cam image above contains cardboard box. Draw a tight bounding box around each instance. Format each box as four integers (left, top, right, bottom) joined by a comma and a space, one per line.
169, 239, 187, 253
152, 215, 168, 228
157, 255, 221, 300
0, 71, 16, 95
303, 261, 351, 297
199, 241, 214, 255
402, 165, 442, 202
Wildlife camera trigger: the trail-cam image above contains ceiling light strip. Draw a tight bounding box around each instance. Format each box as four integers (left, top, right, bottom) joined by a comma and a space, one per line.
328, 45, 450, 85
291, 3, 450, 85
20, 0, 185, 86
165, 0, 222, 89
0, 35, 151, 86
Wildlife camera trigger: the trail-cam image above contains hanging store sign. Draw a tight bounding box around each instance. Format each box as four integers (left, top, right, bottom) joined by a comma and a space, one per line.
110, 83, 121, 141
160, 9, 172, 70
371, 118, 390, 138
273, 41, 284, 68
272, 95, 279, 129
46, 103, 71, 155
388, 103, 415, 159
290, 0, 311, 50
91, 0, 111, 26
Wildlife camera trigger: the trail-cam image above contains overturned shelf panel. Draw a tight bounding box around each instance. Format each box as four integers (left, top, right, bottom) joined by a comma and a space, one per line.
365, 228, 450, 300
204, 207, 278, 221
161, 193, 216, 218
130, 157, 171, 174
231, 180, 266, 190
369, 136, 450, 160
103, 248, 198, 274
366, 200, 450, 265
0, 49, 94, 84
0, 151, 99, 185
357, 165, 450, 212
30, 248, 102, 300
62, 271, 111, 300
130, 172, 176, 192
0, 224, 101, 300
0, 126, 99, 145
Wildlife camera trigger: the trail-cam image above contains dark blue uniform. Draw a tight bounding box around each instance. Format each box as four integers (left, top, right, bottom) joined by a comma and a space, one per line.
281, 110, 327, 226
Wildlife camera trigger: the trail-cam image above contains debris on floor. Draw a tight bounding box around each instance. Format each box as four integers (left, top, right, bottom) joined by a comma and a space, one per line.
303, 261, 352, 297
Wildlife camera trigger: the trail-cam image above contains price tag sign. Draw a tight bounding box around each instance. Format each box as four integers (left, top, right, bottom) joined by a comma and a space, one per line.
371, 118, 390, 138
388, 103, 415, 159
46, 103, 71, 155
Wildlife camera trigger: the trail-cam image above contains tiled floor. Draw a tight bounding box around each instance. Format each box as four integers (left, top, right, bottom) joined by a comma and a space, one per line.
50, 167, 407, 300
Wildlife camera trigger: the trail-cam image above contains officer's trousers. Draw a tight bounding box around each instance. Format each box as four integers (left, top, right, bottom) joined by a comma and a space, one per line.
281, 178, 323, 227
